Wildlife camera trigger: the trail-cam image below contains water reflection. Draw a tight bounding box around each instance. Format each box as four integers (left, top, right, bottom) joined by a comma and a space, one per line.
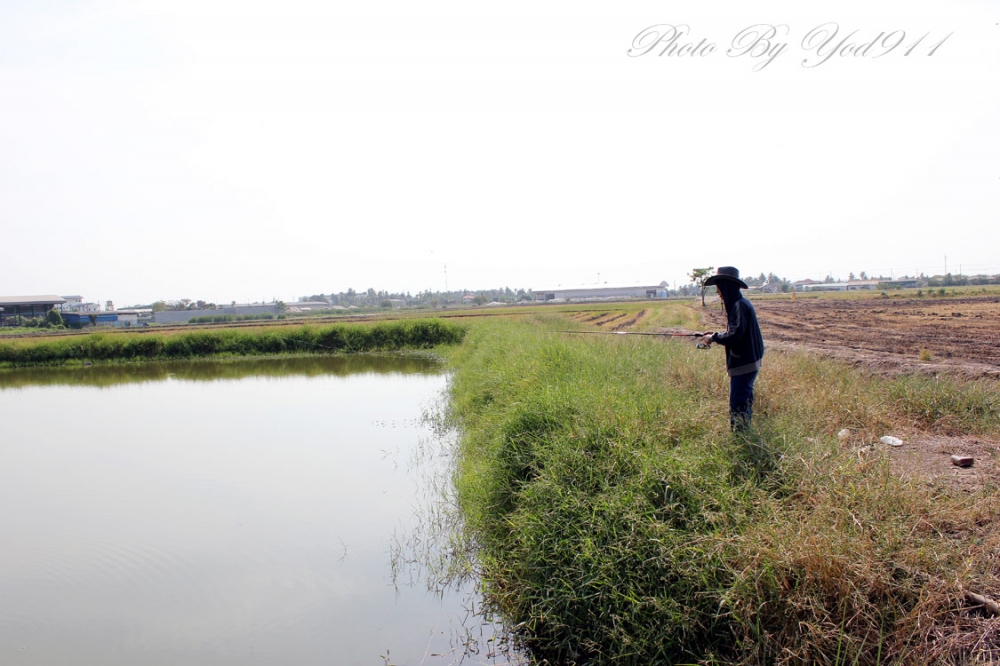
387, 410, 523, 666
0, 354, 441, 390
0, 355, 514, 665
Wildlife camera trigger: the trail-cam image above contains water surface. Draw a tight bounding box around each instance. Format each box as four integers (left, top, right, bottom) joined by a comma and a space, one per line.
0, 356, 506, 665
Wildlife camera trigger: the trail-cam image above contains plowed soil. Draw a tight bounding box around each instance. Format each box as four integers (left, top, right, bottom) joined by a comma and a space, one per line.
702, 295, 1000, 378
698, 294, 1000, 492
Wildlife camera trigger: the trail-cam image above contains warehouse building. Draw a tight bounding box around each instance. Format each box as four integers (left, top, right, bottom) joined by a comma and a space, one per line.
61, 310, 140, 328
534, 283, 668, 302
0, 295, 67, 325
151, 303, 281, 324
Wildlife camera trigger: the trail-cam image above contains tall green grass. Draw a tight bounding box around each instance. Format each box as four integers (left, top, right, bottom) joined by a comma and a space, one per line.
0, 319, 465, 367
448, 316, 1000, 664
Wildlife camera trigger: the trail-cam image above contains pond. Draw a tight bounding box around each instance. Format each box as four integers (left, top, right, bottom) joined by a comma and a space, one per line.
0, 356, 512, 665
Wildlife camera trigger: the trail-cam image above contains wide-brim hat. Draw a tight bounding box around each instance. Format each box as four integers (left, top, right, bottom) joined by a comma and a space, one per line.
704, 266, 748, 289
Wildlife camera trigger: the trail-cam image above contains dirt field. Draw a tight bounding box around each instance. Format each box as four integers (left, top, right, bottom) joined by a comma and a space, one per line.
702, 294, 1000, 378
568, 308, 647, 331
696, 294, 1000, 492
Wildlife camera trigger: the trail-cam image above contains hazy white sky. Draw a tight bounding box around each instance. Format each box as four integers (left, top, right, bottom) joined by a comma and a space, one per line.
1, 0, 997, 305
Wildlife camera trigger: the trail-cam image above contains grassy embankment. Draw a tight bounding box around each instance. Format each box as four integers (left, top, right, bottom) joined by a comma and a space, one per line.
0, 354, 442, 389
0, 318, 465, 367
447, 304, 1000, 664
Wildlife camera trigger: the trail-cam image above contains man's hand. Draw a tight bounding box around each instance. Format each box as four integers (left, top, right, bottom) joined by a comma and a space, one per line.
702, 332, 715, 346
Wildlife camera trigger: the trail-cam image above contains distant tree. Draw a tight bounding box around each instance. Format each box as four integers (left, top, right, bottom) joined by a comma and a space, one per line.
860, 271, 868, 280
45, 308, 64, 327
379, 300, 392, 309
152, 301, 167, 313
473, 294, 488, 306
689, 267, 715, 306
849, 272, 856, 281
275, 301, 288, 314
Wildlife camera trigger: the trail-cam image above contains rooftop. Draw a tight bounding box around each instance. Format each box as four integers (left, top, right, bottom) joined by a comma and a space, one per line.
533, 282, 667, 292
0, 295, 67, 306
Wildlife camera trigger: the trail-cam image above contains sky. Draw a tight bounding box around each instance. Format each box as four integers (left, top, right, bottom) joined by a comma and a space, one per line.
1, 0, 997, 305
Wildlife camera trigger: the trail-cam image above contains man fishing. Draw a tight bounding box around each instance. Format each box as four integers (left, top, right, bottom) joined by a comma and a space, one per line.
701, 267, 765, 432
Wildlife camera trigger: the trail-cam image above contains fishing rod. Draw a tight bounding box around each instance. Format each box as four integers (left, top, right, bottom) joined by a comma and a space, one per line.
553, 330, 700, 337
553, 330, 714, 347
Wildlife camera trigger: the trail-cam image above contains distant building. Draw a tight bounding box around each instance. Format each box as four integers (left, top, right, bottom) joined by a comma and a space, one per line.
59, 296, 108, 312
62, 312, 116, 327
534, 282, 668, 302
799, 282, 850, 292
116, 311, 140, 326
62, 299, 102, 313
152, 303, 280, 324
0, 295, 67, 324
61, 310, 140, 328
286, 301, 330, 313
846, 280, 880, 290
878, 278, 919, 289
60, 295, 84, 310
758, 279, 781, 294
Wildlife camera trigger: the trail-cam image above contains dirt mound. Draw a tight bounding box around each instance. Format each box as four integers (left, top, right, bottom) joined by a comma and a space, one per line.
595, 312, 629, 327
612, 309, 647, 331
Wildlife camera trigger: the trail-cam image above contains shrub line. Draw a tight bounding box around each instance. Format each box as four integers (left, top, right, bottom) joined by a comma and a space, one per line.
0, 319, 465, 367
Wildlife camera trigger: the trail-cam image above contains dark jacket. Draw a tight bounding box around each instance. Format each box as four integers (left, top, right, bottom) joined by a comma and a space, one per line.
711, 290, 764, 376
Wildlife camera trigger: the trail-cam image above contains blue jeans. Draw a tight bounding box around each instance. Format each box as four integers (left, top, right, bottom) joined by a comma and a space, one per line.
729, 371, 758, 432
